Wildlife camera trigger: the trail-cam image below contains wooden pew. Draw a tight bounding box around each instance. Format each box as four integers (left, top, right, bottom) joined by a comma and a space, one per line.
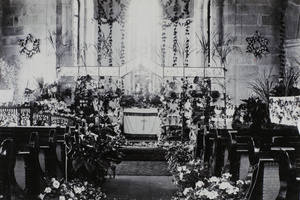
0, 127, 69, 199
245, 137, 300, 200
202, 129, 238, 178
0, 132, 43, 199
0, 139, 26, 200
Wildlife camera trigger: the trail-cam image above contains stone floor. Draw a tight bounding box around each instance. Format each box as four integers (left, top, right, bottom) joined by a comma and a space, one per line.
101, 176, 177, 200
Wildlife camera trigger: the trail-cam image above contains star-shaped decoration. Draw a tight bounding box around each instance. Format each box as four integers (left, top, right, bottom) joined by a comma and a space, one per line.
246, 31, 269, 58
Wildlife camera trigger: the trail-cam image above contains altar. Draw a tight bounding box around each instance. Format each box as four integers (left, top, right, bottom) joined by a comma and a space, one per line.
123, 108, 160, 135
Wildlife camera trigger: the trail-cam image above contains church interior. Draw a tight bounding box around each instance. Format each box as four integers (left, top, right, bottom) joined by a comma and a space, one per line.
0, 0, 300, 199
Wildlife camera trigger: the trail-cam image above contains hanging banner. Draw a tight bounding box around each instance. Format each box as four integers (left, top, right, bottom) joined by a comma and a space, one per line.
269, 96, 300, 126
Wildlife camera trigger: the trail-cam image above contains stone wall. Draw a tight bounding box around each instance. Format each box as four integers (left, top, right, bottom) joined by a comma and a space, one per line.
0, 0, 299, 105
222, 0, 287, 104
0, 0, 60, 101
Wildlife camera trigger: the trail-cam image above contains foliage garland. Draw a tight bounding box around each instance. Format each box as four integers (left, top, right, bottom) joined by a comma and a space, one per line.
160, 0, 192, 67
97, 0, 129, 66
161, 20, 167, 68
172, 0, 179, 67
278, 3, 287, 79
119, 2, 128, 66
184, 1, 191, 67
108, 0, 114, 66
0, 59, 22, 102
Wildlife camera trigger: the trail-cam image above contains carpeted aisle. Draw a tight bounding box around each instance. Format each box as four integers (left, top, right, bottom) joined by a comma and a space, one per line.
116, 161, 171, 176
101, 176, 177, 200
102, 145, 177, 199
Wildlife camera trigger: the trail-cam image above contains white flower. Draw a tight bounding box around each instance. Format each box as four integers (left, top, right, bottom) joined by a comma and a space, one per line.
52, 180, 60, 189
177, 166, 182, 172
221, 173, 232, 180
69, 191, 75, 198
185, 169, 191, 174
182, 166, 187, 171
179, 172, 184, 180
183, 187, 193, 196
236, 180, 244, 186
74, 186, 82, 194
197, 189, 219, 199
226, 186, 239, 195
38, 194, 45, 199
44, 187, 52, 193
208, 176, 219, 183
188, 160, 195, 165
195, 181, 204, 188
219, 181, 232, 190
59, 196, 66, 200
206, 190, 219, 199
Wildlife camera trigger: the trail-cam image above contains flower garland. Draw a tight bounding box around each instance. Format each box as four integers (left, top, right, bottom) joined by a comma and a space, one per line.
160, 0, 192, 67
161, 20, 167, 68
18, 34, 40, 58
246, 31, 268, 58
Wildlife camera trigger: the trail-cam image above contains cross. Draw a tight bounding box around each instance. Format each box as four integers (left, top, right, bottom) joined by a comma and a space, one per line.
141, 118, 147, 131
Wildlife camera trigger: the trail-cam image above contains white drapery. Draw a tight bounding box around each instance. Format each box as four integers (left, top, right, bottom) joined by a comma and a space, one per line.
123, 108, 160, 134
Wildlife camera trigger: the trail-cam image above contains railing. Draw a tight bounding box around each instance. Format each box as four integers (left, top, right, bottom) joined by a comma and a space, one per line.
0, 106, 75, 126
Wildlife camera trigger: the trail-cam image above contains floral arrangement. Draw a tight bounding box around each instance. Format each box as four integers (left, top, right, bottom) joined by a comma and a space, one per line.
38, 178, 106, 200
231, 97, 268, 129
34, 99, 74, 116
165, 141, 195, 173
172, 159, 211, 192
165, 142, 250, 200
173, 173, 250, 200
67, 124, 125, 184
158, 76, 220, 142
74, 75, 98, 122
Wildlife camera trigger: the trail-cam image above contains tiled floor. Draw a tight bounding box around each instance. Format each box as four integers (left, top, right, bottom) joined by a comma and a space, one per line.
101, 176, 177, 200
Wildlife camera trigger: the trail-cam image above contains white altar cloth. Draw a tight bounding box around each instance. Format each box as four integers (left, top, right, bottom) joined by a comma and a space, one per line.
123, 108, 159, 134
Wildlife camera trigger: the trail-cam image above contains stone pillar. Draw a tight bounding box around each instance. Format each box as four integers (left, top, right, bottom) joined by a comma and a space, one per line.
84, 0, 98, 66
211, 0, 224, 43
194, 0, 209, 71
61, 0, 73, 67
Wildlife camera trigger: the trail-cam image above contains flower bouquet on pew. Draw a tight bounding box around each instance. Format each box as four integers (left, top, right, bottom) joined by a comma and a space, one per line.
38, 178, 106, 200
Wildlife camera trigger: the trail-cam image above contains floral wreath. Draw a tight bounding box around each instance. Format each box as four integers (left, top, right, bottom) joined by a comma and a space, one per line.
246, 31, 268, 58
18, 34, 40, 58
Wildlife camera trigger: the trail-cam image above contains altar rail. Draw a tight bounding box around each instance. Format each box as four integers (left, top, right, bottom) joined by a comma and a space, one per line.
0, 105, 75, 126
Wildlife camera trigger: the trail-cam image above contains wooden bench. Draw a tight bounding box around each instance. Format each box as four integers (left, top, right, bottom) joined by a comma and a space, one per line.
0, 127, 70, 199
245, 138, 300, 200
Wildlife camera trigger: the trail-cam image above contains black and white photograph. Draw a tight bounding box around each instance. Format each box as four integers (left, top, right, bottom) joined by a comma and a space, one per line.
0, 0, 299, 199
